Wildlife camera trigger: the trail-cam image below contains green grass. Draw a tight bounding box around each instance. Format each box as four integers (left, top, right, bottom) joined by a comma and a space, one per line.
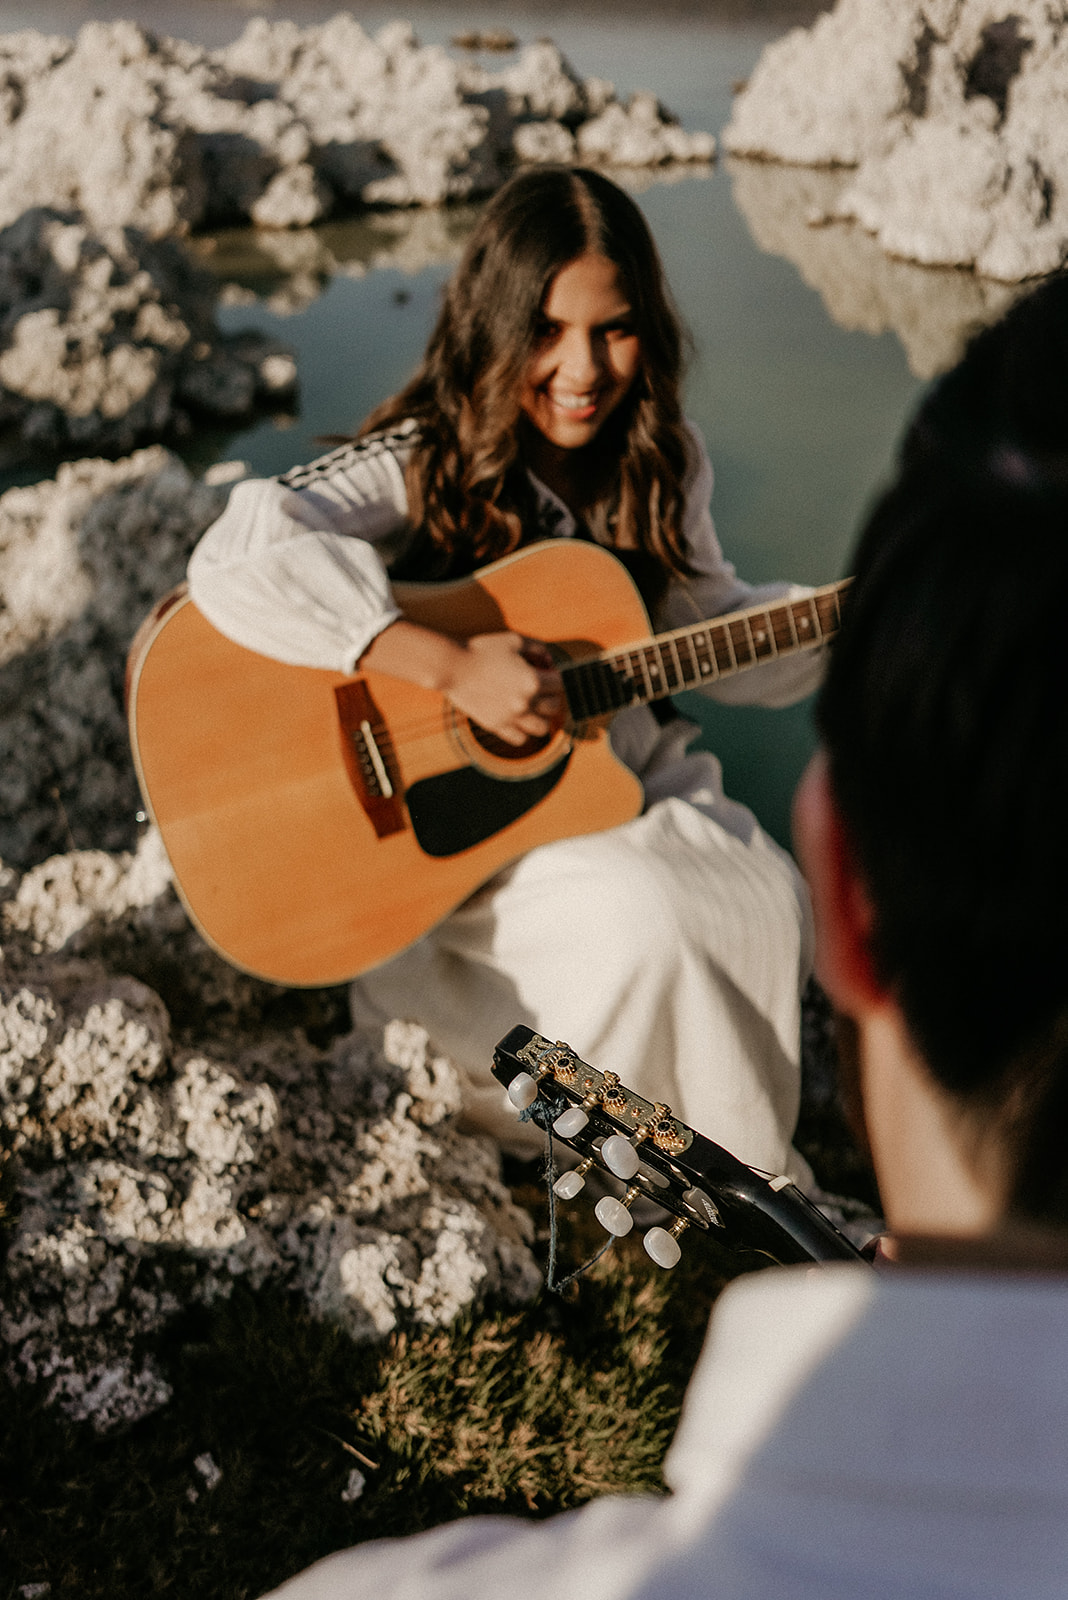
0, 1193, 732, 1600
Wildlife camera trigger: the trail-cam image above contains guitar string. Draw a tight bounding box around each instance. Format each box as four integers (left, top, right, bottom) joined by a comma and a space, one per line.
345, 606, 836, 751
343, 647, 721, 747
520, 1095, 615, 1293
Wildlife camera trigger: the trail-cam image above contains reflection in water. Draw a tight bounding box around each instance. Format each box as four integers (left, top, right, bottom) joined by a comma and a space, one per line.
727, 158, 1025, 379
192, 164, 712, 317
191, 205, 484, 315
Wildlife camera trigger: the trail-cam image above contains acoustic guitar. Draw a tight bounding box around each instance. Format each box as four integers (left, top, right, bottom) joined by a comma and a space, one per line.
126, 539, 848, 987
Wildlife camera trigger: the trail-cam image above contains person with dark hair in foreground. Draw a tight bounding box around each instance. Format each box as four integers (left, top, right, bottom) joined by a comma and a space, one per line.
260, 273, 1068, 1599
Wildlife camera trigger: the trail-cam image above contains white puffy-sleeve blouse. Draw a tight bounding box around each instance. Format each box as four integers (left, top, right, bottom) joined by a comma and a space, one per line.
187, 417, 824, 710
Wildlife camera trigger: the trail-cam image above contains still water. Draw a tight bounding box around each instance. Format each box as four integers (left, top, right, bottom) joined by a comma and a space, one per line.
2, 1, 929, 844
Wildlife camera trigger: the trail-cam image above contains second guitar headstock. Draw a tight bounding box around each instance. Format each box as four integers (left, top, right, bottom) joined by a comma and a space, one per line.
493, 1025, 866, 1270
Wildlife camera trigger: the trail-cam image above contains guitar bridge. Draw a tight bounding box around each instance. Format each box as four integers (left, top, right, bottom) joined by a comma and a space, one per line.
335, 679, 406, 838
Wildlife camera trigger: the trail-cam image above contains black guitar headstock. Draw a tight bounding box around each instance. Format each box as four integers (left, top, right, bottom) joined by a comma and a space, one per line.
493, 1024, 866, 1270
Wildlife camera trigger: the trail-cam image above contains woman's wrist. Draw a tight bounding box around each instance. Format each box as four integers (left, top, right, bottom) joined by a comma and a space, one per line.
359, 618, 467, 694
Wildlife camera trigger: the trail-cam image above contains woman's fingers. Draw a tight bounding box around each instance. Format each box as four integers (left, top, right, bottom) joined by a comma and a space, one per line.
441, 631, 566, 743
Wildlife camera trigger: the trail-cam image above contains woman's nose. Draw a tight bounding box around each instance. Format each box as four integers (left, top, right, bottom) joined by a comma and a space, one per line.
557, 328, 602, 386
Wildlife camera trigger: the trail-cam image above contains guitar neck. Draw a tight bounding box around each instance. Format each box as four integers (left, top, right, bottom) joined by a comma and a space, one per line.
561, 578, 851, 720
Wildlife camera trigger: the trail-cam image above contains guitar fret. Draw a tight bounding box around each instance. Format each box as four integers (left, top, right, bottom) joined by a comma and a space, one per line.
661, 639, 682, 694
713, 623, 735, 673
790, 597, 819, 644
563, 662, 590, 721
771, 605, 797, 653
564, 656, 640, 722
748, 610, 777, 660
643, 645, 665, 695
605, 656, 639, 709
815, 589, 842, 637
627, 647, 655, 700
690, 629, 718, 681
674, 631, 700, 688
567, 661, 599, 720
729, 619, 754, 667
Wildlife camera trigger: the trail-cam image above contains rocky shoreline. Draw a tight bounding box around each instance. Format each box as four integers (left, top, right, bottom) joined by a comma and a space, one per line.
0, 824, 540, 1432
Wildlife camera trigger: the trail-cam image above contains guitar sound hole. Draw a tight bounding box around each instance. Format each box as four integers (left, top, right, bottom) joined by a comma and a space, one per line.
467, 720, 554, 761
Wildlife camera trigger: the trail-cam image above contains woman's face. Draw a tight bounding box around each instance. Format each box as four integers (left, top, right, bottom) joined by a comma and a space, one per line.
518, 252, 642, 452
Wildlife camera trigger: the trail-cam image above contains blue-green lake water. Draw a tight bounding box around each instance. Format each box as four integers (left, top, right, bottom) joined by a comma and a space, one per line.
3, 1, 929, 845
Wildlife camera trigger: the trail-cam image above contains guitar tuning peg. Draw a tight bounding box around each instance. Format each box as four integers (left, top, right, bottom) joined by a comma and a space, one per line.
506, 1070, 539, 1110
552, 1106, 589, 1137
601, 1133, 640, 1180
553, 1157, 594, 1199
642, 1225, 682, 1269
594, 1194, 634, 1237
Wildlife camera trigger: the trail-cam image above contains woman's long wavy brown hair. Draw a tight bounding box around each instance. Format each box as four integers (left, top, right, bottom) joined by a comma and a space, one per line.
360, 166, 695, 580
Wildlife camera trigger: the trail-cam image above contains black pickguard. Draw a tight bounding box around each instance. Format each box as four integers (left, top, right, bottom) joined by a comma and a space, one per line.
405, 752, 571, 857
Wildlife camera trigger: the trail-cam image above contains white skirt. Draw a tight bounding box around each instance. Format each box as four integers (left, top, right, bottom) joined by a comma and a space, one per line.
353, 727, 814, 1183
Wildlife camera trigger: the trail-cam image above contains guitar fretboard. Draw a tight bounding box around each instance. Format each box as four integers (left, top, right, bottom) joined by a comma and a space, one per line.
561, 580, 850, 722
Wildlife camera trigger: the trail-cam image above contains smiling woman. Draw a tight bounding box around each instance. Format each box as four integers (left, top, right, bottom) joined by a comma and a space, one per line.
519, 253, 642, 459
184, 165, 829, 1183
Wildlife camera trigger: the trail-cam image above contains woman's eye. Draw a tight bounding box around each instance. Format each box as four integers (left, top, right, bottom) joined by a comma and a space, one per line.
533, 318, 559, 343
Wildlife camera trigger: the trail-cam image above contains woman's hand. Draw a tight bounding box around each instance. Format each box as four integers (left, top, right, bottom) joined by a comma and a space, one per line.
441, 632, 564, 745
358, 620, 564, 746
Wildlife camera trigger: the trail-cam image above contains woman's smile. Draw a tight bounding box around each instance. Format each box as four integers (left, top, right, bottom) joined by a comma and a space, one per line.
519, 252, 643, 454
550, 391, 599, 414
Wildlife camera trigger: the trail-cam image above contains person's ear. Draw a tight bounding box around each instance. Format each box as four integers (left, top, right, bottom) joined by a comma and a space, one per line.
792, 751, 888, 1017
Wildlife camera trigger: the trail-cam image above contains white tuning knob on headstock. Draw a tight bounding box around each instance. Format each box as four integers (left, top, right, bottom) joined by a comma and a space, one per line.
553, 1106, 589, 1137
506, 1071, 539, 1110
553, 1167, 587, 1200
594, 1195, 635, 1237
601, 1134, 640, 1181
642, 1226, 682, 1269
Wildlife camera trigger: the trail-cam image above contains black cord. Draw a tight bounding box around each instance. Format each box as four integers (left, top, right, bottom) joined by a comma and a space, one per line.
519, 1096, 614, 1293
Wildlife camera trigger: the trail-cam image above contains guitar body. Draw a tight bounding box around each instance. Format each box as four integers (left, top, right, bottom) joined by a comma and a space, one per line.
127, 541, 648, 987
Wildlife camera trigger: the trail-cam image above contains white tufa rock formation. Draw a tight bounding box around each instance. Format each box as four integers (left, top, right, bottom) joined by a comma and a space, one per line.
0, 207, 296, 453
0, 828, 540, 1432
724, 0, 1068, 283
0, 448, 234, 868
0, 18, 715, 240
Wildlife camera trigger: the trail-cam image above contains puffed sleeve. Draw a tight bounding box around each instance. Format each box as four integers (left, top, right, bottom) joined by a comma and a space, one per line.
187, 430, 416, 673
656, 422, 826, 709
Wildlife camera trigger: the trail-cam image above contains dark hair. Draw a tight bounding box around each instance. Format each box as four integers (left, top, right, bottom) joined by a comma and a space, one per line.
817, 273, 1068, 1223
361, 166, 694, 580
